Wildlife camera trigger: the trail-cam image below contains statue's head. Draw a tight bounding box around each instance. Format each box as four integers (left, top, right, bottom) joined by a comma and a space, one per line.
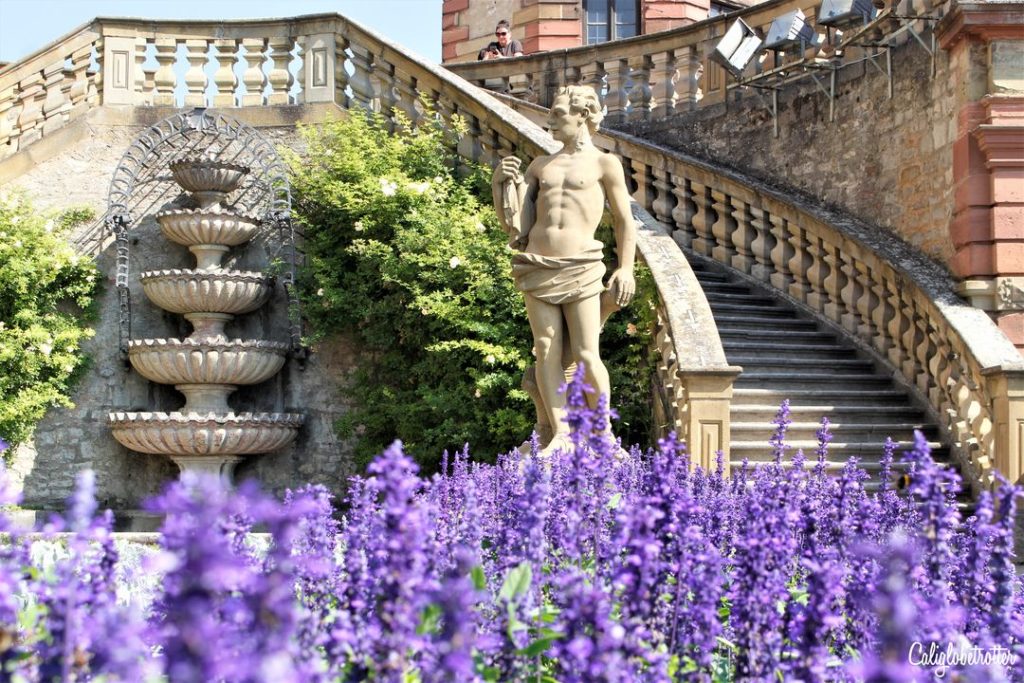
548, 85, 603, 141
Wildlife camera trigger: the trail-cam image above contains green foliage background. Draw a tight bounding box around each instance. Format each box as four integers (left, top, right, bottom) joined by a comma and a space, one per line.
0, 193, 99, 451
288, 112, 654, 472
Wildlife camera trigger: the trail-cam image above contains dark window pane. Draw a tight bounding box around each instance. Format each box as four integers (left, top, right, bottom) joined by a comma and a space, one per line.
614, 0, 636, 22
586, 0, 609, 24
615, 22, 637, 39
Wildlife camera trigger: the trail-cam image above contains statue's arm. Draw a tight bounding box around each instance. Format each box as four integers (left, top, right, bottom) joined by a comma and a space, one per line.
492, 156, 534, 249
601, 154, 637, 306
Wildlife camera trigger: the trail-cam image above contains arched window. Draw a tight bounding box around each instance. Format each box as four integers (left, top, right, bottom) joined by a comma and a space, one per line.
584, 0, 640, 44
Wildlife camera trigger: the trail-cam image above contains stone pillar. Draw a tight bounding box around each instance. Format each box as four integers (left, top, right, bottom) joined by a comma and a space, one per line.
678, 369, 738, 471
939, 3, 1024, 352
299, 33, 336, 104
102, 34, 139, 105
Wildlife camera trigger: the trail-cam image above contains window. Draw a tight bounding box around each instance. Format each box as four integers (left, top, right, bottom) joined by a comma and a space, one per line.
584, 0, 640, 45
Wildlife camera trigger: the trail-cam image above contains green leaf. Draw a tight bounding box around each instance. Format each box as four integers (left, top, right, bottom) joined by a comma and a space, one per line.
517, 633, 562, 657
499, 561, 532, 603
605, 492, 623, 510
471, 564, 487, 591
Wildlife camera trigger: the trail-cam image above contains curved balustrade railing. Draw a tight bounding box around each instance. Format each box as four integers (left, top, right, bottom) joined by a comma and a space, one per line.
445, 0, 948, 126
0, 13, 739, 467
499, 92, 1024, 492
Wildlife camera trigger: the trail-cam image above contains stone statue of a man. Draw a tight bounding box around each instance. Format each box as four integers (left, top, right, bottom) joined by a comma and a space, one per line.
492, 84, 637, 455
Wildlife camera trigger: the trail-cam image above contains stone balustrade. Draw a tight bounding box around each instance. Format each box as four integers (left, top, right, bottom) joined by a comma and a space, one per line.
0, 12, 738, 466
445, 0, 948, 124
500, 92, 1024, 492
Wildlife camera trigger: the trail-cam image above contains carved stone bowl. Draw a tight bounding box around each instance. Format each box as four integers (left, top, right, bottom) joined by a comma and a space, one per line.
170, 158, 249, 195
139, 269, 272, 315
128, 339, 288, 385
155, 208, 260, 248
108, 412, 304, 456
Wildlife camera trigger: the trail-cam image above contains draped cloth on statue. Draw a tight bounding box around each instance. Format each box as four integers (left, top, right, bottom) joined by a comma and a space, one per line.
511, 243, 606, 305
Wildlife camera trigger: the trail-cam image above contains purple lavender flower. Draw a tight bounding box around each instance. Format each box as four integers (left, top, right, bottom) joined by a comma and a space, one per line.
770, 399, 792, 465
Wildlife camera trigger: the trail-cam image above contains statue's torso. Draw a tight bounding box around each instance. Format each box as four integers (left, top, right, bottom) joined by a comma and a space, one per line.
527, 149, 606, 258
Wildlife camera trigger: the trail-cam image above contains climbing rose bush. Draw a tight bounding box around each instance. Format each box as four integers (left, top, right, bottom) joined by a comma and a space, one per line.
0, 371, 1022, 681
0, 192, 98, 451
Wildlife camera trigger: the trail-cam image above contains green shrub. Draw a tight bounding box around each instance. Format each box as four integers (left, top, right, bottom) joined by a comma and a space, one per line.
0, 193, 99, 451
288, 111, 653, 471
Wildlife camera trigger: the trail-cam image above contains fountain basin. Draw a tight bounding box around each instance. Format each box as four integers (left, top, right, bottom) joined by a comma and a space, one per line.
128, 339, 288, 385
139, 269, 272, 315
170, 158, 249, 208
108, 412, 304, 456
156, 208, 260, 248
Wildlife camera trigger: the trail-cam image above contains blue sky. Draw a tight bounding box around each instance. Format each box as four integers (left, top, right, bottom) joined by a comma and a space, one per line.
0, 0, 442, 64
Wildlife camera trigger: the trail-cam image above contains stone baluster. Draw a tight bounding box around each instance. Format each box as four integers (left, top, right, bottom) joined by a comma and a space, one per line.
153, 38, 178, 106
393, 65, 420, 125
631, 160, 652, 209
335, 36, 350, 107
768, 214, 794, 292
133, 38, 148, 105
241, 39, 267, 106
787, 225, 812, 305
709, 189, 736, 264
901, 300, 924, 384
822, 241, 845, 322
16, 73, 45, 147
651, 167, 675, 224
691, 183, 717, 257
213, 39, 240, 107
510, 72, 537, 104
40, 59, 69, 135
730, 197, 755, 274
627, 55, 652, 123
348, 42, 375, 110
650, 50, 676, 119
854, 259, 878, 341
669, 174, 698, 249
580, 61, 605, 107
675, 45, 701, 112
456, 110, 483, 164
0, 87, 14, 151
748, 206, 774, 282
926, 325, 949, 409
915, 317, 936, 395
375, 54, 399, 119
183, 39, 210, 107
839, 251, 862, 334
886, 275, 909, 369
604, 59, 629, 125
266, 37, 293, 105
67, 45, 92, 118
142, 68, 156, 105
805, 235, 828, 312
87, 38, 102, 106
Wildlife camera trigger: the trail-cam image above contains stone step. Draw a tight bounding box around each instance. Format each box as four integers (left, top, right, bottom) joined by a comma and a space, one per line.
729, 439, 947, 462
731, 421, 935, 441
732, 387, 910, 405
718, 328, 844, 344
726, 356, 874, 372
714, 314, 819, 330
730, 403, 928, 421
735, 373, 894, 390
703, 291, 779, 305
698, 280, 757, 294
707, 302, 795, 317
723, 341, 860, 358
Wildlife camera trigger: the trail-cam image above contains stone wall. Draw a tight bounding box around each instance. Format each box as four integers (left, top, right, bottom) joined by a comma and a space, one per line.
620, 31, 959, 266
4, 107, 358, 514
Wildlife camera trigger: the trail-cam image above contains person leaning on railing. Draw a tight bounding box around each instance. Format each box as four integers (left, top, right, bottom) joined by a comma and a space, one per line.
478, 19, 524, 60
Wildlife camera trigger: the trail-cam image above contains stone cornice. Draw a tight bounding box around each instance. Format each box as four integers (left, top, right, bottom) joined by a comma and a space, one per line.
974, 124, 1024, 167
937, 1, 1024, 49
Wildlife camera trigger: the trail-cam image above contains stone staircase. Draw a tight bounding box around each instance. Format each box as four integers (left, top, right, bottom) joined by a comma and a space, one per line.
687, 255, 954, 491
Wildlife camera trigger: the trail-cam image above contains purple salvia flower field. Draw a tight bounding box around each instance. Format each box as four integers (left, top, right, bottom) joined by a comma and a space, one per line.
0, 371, 1022, 681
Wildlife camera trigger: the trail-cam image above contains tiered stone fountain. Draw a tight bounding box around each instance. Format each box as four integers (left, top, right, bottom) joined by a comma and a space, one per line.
109, 158, 303, 478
